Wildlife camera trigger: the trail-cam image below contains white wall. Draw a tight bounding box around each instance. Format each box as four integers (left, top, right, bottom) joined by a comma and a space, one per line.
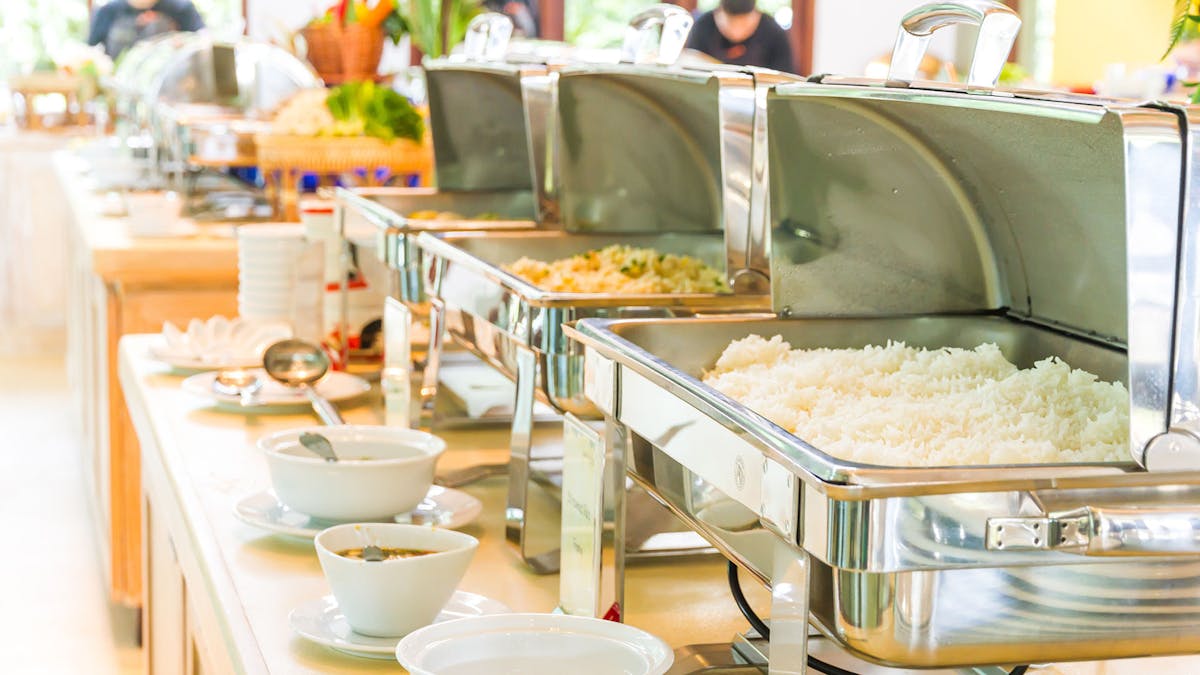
812, 0, 960, 76
247, 0, 323, 43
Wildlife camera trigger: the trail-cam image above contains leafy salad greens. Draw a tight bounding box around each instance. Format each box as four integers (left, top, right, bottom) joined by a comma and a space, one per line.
325, 81, 424, 143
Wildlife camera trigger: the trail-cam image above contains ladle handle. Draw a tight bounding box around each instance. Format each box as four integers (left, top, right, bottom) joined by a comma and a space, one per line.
887, 0, 1021, 88
463, 12, 513, 62
620, 4, 694, 66
303, 384, 345, 426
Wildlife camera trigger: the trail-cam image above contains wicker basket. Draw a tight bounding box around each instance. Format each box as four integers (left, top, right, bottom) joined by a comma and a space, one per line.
300, 22, 385, 84
256, 133, 434, 220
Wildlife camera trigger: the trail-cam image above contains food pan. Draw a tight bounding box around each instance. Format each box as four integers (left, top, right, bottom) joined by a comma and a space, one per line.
569, 312, 1200, 667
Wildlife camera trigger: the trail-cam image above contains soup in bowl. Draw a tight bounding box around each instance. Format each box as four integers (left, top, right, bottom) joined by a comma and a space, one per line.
258, 426, 446, 521
315, 523, 478, 637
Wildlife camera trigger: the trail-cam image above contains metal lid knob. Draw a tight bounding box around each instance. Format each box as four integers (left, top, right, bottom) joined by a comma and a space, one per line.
620, 4, 695, 66
463, 12, 514, 63
888, 0, 1021, 88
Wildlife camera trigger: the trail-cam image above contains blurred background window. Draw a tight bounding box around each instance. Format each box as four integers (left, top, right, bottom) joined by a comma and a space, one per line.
0, 0, 245, 77
0, 0, 91, 75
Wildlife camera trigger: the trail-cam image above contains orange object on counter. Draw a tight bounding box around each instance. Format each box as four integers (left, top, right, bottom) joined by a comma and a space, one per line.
362, 0, 395, 28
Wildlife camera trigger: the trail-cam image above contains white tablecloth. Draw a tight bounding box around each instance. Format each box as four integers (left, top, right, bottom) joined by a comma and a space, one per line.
0, 129, 79, 356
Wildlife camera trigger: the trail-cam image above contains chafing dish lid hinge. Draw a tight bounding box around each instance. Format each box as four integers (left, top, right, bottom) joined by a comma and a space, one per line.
985, 514, 1089, 553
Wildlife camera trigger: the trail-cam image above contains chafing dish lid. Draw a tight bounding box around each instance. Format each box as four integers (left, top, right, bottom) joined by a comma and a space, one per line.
765, 62, 1182, 350
423, 13, 543, 193
147, 38, 319, 114
555, 64, 733, 234
423, 59, 540, 193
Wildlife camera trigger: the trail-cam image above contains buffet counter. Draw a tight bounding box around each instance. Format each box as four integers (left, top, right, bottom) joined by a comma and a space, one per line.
62, 150, 239, 609
117, 334, 765, 673
117, 332, 1200, 675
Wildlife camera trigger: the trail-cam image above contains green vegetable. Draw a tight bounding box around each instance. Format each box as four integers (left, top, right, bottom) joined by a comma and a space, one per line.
324, 81, 424, 143
398, 0, 481, 58
382, 10, 410, 45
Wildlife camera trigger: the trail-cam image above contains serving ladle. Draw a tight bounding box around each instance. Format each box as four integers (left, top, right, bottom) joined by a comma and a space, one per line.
262, 339, 345, 426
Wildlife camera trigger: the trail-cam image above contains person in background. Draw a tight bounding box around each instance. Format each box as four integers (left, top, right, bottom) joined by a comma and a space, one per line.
483, 0, 539, 38
87, 0, 206, 59
685, 0, 793, 73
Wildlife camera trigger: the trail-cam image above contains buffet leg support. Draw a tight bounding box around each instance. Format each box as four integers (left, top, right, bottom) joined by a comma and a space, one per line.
505, 345, 560, 574
768, 549, 811, 675
417, 298, 447, 431
599, 416, 628, 619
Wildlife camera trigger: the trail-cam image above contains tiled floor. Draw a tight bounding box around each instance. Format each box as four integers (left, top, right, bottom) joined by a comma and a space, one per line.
0, 355, 142, 674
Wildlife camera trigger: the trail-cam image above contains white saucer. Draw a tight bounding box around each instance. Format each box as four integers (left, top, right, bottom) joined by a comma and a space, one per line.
290, 592, 510, 660
182, 369, 370, 409
234, 487, 483, 538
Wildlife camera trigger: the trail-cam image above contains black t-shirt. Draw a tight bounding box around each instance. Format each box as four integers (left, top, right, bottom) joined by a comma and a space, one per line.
685, 10, 793, 73
87, 0, 206, 59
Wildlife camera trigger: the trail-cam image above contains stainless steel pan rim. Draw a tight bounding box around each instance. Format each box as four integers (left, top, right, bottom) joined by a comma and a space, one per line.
565, 312, 1180, 501
417, 230, 770, 311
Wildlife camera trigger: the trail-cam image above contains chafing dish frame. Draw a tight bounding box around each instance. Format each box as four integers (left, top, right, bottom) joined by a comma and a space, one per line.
561, 1, 1200, 668
411, 14, 801, 569
333, 17, 558, 430
568, 312, 1200, 669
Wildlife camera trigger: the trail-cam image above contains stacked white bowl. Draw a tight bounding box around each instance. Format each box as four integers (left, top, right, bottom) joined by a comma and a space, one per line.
237, 224, 324, 342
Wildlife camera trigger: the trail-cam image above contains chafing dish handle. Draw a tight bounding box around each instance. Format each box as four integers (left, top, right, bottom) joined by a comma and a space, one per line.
888, 0, 1021, 88
988, 506, 1200, 556
463, 12, 514, 62
620, 4, 695, 66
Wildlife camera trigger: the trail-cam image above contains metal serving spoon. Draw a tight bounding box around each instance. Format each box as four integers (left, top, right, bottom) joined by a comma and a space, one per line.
298, 431, 338, 463
213, 368, 263, 407
361, 544, 386, 562
262, 339, 345, 425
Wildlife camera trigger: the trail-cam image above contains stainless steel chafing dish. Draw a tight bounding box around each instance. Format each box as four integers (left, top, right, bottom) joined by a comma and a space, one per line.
334, 13, 561, 430
148, 39, 319, 196
102, 33, 208, 187
417, 6, 799, 571
108, 32, 204, 143
567, 2, 1200, 672
336, 12, 549, 303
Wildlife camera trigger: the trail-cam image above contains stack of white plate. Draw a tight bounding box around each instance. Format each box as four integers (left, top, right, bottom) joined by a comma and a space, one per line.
237, 224, 324, 342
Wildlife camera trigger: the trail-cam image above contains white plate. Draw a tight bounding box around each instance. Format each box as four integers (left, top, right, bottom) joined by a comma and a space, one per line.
397, 613, 674, 674
182, 369, 370, 409
290, 592, 510, 660
233, 487, 482, 538
151, 317, 291, 372
150, 347, 264, 372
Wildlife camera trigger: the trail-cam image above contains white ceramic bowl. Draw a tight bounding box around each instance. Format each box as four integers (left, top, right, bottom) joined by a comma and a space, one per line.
396, 614, 674, 675
315, 523, 478, 637
259, 426, 445, 521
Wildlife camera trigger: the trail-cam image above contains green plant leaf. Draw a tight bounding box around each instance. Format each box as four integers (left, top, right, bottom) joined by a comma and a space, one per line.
383, 10, 409, 45
1166, 0, 1192, 59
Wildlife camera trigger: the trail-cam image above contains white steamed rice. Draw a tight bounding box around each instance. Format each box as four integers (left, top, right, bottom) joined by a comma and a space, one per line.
702, 336, 1129, 466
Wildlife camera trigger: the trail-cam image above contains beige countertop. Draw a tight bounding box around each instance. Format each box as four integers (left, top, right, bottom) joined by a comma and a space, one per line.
118, 334, 774, 673
56, 151, 239, 286
117, 330, 1200, 674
